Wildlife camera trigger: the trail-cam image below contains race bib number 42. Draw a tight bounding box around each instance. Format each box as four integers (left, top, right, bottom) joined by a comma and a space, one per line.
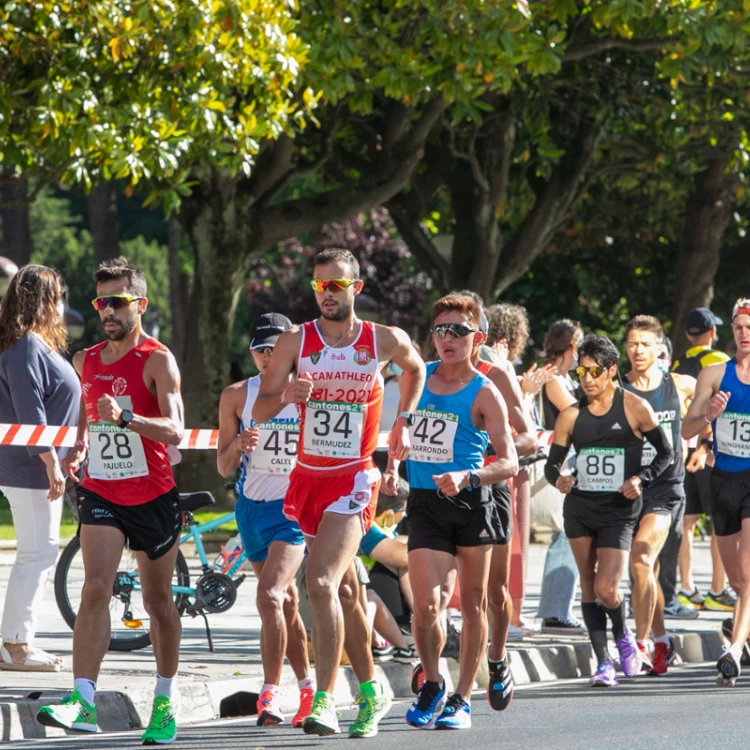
303, 401, 363, 458
576, 447, 625, 493
253, 421, 299, 474
409, 409, 458, 463
87, 422, 148, 480
716, 413, 750, 458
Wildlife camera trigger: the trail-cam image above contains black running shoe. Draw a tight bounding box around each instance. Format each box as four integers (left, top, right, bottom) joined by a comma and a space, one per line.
721, 618, 750, 665
487, 657, 514, 711
718, 647, 741, 679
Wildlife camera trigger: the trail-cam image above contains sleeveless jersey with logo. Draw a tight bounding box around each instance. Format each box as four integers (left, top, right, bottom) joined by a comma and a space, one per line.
570, 387, 643, 496
407, 361, 490, 490
236, 375, 299, 501
623, 373, 685, 488
712, 360, 750, 473
80, 338, 175, 506
296, 320, 383, 471
671, 346, 729, 379
542, 375, 583, 431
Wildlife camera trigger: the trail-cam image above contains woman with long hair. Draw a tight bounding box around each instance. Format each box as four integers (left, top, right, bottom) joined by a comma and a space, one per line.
0, 265, 80, 671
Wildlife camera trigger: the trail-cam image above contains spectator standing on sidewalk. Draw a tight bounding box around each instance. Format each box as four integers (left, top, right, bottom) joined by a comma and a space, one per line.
0, 265, 80, 671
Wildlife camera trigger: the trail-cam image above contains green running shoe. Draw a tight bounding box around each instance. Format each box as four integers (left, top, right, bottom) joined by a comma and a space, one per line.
36, 689, 98, 733
303, 691, 340, 736
349, 689, 392, 738
141, 696, 178, 745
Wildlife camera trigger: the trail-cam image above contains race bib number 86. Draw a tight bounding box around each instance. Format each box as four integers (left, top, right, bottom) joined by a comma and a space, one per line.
409, 409, 458, 463
303, 400, 363, 458
576, 447, 625, 493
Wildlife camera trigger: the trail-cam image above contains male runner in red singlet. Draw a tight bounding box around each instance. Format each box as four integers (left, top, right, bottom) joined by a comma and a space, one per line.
37, 258, 185, 745
254, 248, 425, 738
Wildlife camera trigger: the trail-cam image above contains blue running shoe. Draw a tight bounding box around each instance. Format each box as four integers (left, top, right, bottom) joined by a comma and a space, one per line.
405, 679, 446, 728
434, 694, 471, 730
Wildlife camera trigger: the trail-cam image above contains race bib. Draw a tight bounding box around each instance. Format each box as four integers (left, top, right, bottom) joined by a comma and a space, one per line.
252, 421, 299, 474
410, 409, 458, 463
576, 447, 625, 493
716, 412, 750, 458
87, 423, 148, 480
303, 400, 363, 458
642, 422, 674, 466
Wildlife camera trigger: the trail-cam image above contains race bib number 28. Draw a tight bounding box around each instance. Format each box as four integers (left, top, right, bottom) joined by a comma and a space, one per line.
716, 413, 750, 458
409, 409, 458, 463
87, 422, 149, 480
303, 400, 363, 458
576, 447, 625, 493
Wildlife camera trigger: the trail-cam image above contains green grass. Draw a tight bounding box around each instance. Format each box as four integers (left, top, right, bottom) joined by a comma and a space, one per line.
0, 493, 237, 542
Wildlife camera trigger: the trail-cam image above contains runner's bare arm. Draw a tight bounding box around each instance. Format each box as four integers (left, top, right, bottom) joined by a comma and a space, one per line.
545, 405, 576, 493
682, 363, 727, 440
253, 328, 303, 423
489, 363, 538, 457
217, 383, 246, 478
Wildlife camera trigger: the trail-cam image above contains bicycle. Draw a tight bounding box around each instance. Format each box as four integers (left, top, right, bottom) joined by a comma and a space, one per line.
54, 491, 249, 653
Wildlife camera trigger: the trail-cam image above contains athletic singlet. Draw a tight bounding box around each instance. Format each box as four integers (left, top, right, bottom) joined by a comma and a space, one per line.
672, 345, 729, 379
296, 320, 383, 471
236, 375, 298, 501
407, 361, 489, 490
712, 360, 750, 472
542, 375, 582, 430
570, 387, 643, 496
80, 338, 175, 506
623, 373, 685, 487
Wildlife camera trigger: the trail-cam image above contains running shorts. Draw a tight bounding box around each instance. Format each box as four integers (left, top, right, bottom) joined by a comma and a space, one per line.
563, 491, 641, 551
709, 468, 750, 537
235, 496, 305, 563
491, 481, 513, 541
685, 461, 713, 516
640, 486, 685, 519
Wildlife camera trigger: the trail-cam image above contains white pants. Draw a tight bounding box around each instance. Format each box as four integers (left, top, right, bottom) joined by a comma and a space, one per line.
0, 486, 62, 644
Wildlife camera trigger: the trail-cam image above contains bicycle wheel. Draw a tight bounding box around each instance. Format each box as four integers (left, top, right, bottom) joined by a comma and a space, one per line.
54, 536, 191, 652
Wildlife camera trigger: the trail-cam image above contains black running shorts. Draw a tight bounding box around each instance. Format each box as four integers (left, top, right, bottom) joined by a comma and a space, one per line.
709, 468, 750, 537
407, 487, 505, 555
77, 486, 182, 560
563, 491, 641, 551
640, 485, 685, 519
491, 481, 513, 542
684, 459, 713, 516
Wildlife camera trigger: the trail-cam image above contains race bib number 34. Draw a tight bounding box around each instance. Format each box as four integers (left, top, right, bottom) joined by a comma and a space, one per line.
410, 409, 458, 463
253, 421, 299, 474
303, 401, 363, 458
716, 413, 750, 458
576, 447, 625, 493
87, 422, 149, 480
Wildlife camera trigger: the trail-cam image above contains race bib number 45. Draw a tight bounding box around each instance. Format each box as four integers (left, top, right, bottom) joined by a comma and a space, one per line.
576, 447, 625, 493
716, 413, 750, 458
409, 409, 458, 463
253, 421, 299, 474
87, 423, 148, 480
303, 400, 363, 458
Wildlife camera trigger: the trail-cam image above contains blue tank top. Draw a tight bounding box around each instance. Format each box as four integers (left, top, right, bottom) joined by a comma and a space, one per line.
713, 360, 750, 473
406, 361, 490, 490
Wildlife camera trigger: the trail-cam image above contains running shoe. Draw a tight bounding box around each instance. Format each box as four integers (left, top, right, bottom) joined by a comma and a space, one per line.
677, 587, 705, 609
411, 663, 426, 695
705, 588, 737, 612
371, 643, 394, 661
141, 696, 178, 745
441, 621, 461, 657
541, 617, 586, 635
663, 597, 700, 620
292, 688, 314, 728
615, 629, 642, 678
721, 618, 750, 666
590, 661, 618, 687
303, 691, 340, 736
637, 641, 653, 674
650, 640, 675, 676
256, 688, 284, 726
487, 656, 514, 711
393, 645, 417, 663
434, 693, 471, 730
717, 645, 741, 680
406, 679, 446, 728
37, 690, 98, 733
349, 685, 391, 738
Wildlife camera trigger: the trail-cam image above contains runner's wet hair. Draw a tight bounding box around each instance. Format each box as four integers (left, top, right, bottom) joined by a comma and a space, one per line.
625, 315, 663, 341
313, 248, 360, 279
486, 303, 530, 360
578, 334, 620, 369
93, 256, 147, 297
544, 318, 582, 363
432, 293, 481, 329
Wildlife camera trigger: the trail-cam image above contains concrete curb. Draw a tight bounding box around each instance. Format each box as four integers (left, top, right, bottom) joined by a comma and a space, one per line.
0, 631, 727, 742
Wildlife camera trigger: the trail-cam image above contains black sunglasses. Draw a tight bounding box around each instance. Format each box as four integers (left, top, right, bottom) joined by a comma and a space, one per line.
432, 323, 478, 339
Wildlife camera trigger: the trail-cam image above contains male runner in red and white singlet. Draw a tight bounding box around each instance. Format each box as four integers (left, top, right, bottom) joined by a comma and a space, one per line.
37, 258, 185, 745
254, 248, 425, 737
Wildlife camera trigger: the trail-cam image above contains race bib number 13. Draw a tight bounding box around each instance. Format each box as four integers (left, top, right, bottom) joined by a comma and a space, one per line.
716, 413, 750, 458
409, 409, 458, 463
87, 422, 149, 480
576, 447, 625, 493
303, 401, 363, 458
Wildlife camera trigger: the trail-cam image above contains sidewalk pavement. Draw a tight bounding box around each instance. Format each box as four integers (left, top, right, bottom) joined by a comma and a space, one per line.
0, 538, 728, 742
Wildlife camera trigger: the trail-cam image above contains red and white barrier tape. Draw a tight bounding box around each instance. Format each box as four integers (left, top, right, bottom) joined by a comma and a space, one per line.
0, 424, 554, 452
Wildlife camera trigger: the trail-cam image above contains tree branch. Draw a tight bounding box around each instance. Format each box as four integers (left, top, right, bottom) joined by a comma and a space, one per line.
561, 37, 670, 62
447, 123, 491, 193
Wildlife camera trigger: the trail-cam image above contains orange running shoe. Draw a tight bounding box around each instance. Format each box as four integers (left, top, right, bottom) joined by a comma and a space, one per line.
256, 689, 284, 726
292, 688, 315, 728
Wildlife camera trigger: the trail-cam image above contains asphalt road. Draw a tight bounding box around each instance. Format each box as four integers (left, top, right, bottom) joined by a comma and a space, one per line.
12, 663, 748, 750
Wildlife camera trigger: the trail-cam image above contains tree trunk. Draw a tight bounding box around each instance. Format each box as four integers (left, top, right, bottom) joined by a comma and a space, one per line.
87, 182, 120, 264
0, 175, 32, 265
168, 216, 190, 368
671, 144, 739, 358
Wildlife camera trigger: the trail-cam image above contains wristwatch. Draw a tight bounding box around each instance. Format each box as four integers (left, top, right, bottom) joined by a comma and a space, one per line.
397, 411, 416, 427
118, 409, 134, 429
468, 471, 481, 491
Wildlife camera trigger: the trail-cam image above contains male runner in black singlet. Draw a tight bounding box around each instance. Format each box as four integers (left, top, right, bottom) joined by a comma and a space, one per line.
545, 335, 673, 687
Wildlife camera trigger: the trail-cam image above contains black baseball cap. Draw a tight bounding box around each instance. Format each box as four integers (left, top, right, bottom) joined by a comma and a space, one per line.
685, 307, 722, 336
249, 313, 292, 349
